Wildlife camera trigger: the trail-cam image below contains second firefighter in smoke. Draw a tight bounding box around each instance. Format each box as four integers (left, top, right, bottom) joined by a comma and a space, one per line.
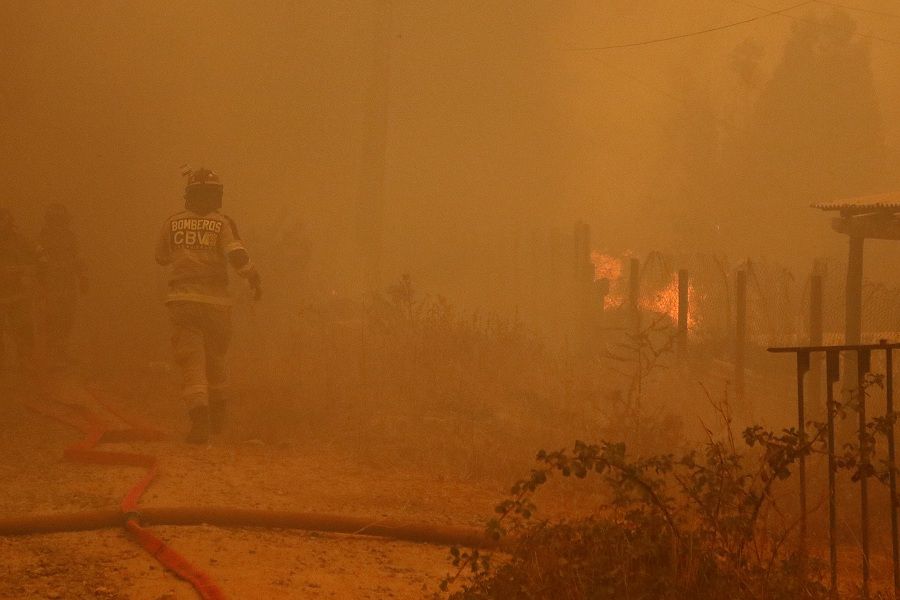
0, 208, 38, 375
36, 203, 88, 367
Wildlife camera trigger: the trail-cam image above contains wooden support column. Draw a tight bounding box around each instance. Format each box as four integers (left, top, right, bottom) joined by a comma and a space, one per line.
575, 222, 592, 350
628, 257, 642, 339
547, 227, 562, 327
810, 272, 824, 346
845, 236, 864, 345
629, 258, 640, 311
843, 236, 864, 402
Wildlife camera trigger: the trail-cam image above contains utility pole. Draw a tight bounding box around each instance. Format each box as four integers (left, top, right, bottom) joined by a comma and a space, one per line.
356, 0, 392, 292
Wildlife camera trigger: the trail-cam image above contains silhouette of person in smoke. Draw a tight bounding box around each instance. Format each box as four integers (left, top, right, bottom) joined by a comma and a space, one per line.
36, 203, 88, 368
0, 208, 40, 376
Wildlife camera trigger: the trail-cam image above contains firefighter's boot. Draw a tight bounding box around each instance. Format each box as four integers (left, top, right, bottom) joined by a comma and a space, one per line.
186, 405, 211, 444
209, 392, 227, 435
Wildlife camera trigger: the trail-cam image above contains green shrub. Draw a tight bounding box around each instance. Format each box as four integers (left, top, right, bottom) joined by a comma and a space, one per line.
440, 428, 831, 600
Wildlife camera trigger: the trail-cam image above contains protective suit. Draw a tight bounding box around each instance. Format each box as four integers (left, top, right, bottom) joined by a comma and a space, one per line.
156, 168, 261, 443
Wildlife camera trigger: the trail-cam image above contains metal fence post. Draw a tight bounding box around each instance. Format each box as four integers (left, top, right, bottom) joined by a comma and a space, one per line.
857, 348, 871, 600
796, 351, 810, 569
826, 349, 840, 596
883, 341, 899, 596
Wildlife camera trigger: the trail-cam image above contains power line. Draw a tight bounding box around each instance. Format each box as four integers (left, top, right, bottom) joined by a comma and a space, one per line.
814, 0, 900, 19
570, 0, 900, 52
733, 0, 900, 46
568, 0, 813, 51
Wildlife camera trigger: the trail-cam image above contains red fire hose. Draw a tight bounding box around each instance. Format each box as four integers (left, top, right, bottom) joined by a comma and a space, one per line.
0, 507, 493, 548
13, 384, 492, 599
26, 387, 227, 599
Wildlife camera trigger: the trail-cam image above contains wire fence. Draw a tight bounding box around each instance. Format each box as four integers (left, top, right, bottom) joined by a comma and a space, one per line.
511, 227, 900, 349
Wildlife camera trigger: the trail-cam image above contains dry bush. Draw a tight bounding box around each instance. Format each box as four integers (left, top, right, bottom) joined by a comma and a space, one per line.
231, 275, 695, 478
437, 372, 900, 600
439, 429, 829, 600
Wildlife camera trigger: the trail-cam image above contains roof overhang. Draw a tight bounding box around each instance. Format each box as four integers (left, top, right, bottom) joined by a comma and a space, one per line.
813, 192, 900, 240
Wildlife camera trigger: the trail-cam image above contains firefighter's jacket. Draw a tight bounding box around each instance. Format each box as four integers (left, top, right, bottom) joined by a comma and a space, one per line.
155, 210, 250, 305
0, 229, 40, 303
37, 225, 84, 295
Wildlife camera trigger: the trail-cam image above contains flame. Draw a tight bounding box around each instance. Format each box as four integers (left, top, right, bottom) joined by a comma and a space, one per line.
604, 294, 625, 311
591, 251, 622, 281
639, 275, 700, 330
591, 251, 625, 310
589, 251, 699, 330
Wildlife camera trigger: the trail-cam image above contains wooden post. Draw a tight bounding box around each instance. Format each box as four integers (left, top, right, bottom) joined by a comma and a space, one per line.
846, 237, 864, 344
826, 350, 840, 595
549, 227, 562, 327
857, 349, 872, 600
809, 272, 824, 341
677, 269, 689, 356
735, 269, 747, 402
629, 257, 641, 311
844, 236, 864, 407
572, 222, 583, 277
573, 222, 591, 282
885, 344, 900, 596
579, 223, 592, 282
577, 223, 592, 349
796, 350, 810, 574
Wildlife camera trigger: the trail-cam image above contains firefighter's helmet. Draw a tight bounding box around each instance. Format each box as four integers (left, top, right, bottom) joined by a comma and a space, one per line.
185, 167, 223, 192
183, 167, 224, 213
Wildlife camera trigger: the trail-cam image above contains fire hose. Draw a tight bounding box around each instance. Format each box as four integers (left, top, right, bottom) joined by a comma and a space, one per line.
10, 384, 493, 599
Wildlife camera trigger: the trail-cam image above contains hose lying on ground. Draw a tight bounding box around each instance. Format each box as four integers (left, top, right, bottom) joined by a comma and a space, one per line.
0, 507, 495, 549
27, 382, 223, 600
15, 380, 495, 600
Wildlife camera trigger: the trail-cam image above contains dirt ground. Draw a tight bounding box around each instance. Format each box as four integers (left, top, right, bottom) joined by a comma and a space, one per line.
0, 374, 505, 599
4, 366, 892, 599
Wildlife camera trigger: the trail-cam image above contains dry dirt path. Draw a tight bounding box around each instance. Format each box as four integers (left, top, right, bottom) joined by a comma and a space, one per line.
0, 378, 504, 599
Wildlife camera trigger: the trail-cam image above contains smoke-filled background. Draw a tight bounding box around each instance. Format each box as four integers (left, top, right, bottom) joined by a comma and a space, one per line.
6, 4, 900, 597
2, 0, 899, 362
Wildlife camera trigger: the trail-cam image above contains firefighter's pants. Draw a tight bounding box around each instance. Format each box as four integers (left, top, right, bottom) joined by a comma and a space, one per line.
167, 301, 231, 410
43, 285, 78, 361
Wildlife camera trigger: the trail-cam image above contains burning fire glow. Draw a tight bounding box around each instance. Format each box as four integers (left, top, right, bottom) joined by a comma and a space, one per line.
639, 276, 700, 330
591, 251, 625, 311
591, 251, 623, 281
590, 251, 700, 330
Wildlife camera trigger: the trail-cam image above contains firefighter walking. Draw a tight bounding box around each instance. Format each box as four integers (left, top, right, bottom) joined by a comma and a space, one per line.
156, 168, 261, 443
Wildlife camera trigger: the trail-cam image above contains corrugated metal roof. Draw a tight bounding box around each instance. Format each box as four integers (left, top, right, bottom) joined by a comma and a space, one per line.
812, 191, 900, 211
